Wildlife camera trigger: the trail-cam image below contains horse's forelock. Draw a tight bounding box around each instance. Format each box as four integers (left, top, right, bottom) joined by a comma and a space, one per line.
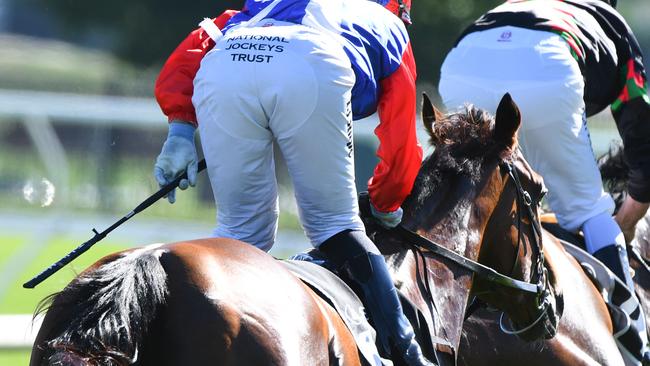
431, 104, 495, 148
597, 142, 627, 210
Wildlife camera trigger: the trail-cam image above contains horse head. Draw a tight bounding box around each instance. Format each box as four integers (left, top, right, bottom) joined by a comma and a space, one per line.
397, 93, 562, 346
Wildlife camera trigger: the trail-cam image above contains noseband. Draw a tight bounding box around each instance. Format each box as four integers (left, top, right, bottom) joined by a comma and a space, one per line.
397, 160, 559, 340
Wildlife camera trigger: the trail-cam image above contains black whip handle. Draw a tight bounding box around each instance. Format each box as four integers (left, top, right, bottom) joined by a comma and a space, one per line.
23, 159, 207, 289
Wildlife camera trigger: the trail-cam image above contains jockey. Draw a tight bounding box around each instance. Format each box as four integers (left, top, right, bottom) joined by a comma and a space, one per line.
439, 0, 650, 361
153, 0, 434, 365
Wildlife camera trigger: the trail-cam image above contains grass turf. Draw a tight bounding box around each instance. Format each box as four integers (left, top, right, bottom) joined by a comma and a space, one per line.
0, 348, 31, 365
0, 236, 130, 314
0, 233, 302, 365
0, 235, 130, 365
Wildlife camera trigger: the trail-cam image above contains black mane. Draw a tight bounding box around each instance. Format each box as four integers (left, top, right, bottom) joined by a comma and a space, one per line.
598, 141, 627, 211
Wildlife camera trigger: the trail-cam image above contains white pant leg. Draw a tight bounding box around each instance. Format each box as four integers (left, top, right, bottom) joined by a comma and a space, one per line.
194, 80, 279, 251
439, 27, 615, 232
273, 63, 362, 246
193, 27, 286, 251
193, 23, 362, 249
253, 25, 363, 246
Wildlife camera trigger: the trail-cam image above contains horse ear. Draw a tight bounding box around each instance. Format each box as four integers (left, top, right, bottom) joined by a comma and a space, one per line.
494, 93, 521, 149
421, 93, 445, 146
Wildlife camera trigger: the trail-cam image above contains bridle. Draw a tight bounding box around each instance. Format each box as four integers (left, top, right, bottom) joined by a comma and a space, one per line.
396, 159, 559, 339
496, 161, 557, 338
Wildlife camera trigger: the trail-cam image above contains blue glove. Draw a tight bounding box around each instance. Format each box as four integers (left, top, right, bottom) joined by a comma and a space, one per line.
154, 121, 198, 203
370, 203, 403, 229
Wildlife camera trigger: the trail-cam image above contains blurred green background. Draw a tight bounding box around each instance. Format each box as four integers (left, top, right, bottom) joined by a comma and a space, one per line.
0, 0, 646, 364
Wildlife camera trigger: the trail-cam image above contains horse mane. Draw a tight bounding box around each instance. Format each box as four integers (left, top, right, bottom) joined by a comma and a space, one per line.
34, 249, 168, 365
597, 142, 627, 211
426, 104, 496, 150
404, 104, 504, 211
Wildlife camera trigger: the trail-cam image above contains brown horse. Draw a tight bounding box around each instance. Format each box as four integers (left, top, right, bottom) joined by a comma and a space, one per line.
31, 94, 568, 365
456, 236, 625, 365
31, 239, 364, 365
368, 93, 573, 363
455, 152, 634, 364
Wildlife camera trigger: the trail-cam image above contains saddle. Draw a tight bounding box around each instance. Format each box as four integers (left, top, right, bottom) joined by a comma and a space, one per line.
542, 221, 649, 365
281, 250, 441, 366
281, 258, 387, 366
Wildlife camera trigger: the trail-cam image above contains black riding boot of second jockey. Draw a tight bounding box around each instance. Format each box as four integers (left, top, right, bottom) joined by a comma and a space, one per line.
593, 244, 635, 291
320, 229, 436, 366
594, 244, 650, 364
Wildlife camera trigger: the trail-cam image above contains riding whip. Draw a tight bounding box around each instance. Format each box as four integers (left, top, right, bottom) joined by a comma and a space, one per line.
23, 159, 207, 289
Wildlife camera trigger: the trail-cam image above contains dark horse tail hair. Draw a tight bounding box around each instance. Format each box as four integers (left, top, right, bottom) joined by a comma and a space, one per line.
35, 247, 168, 365
597, 141, 627, 212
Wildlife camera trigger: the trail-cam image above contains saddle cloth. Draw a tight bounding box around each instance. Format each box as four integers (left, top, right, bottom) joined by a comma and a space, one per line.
280, 259, 389, 366
543, 222, 648, 366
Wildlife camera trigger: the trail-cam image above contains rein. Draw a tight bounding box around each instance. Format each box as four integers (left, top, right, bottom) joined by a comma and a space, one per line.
395, 226, 539, 295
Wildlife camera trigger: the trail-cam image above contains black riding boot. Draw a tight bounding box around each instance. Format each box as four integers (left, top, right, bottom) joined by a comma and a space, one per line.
593, 244, 635, 290
594, 244, 650, 363
320, 230, 436, 366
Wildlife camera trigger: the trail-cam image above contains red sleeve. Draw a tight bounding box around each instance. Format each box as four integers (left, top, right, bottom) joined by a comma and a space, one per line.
154, 10, 238, 126
367, 43, 423, 212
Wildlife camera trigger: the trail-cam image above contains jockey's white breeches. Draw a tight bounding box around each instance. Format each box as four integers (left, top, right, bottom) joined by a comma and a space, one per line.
193, 22, 364, 251
439, 26, 615, 232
